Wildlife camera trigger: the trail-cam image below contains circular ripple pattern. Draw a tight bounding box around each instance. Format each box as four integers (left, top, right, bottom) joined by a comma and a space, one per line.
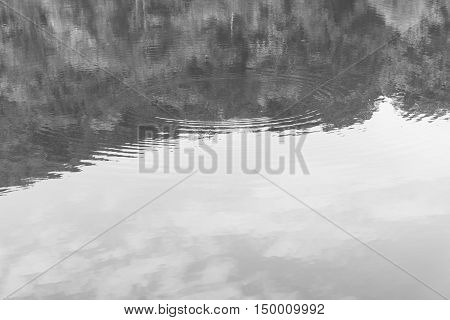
151, 68, 349, 134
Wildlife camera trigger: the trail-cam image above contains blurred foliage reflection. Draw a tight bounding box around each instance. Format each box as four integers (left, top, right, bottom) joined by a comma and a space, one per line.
0, 0, 449, 191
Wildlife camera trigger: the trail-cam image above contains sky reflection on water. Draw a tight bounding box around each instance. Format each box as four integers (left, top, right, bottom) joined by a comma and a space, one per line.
0, 0, 450, 299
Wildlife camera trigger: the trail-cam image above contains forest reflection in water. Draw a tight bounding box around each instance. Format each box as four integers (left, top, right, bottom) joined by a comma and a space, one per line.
0, 0, 450, 299
0, 0, 449, 190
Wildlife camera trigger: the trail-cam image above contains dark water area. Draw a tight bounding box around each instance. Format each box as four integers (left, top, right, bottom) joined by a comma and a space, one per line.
0, 0, 450, 299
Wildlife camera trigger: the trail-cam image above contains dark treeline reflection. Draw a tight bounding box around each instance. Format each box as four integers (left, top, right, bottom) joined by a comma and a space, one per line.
0, 0, 449, 191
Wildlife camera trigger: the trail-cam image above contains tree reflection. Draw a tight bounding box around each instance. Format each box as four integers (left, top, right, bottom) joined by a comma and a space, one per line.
0, 0, 449, 191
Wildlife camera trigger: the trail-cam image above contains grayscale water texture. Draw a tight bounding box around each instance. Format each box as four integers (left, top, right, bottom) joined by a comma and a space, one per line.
0, 0, 450, 299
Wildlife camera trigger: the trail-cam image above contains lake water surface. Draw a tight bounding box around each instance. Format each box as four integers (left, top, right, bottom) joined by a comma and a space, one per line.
1, 0, 450, 299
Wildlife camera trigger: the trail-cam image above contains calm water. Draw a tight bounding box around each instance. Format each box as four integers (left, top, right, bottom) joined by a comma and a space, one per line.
1, 0, 450, 299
